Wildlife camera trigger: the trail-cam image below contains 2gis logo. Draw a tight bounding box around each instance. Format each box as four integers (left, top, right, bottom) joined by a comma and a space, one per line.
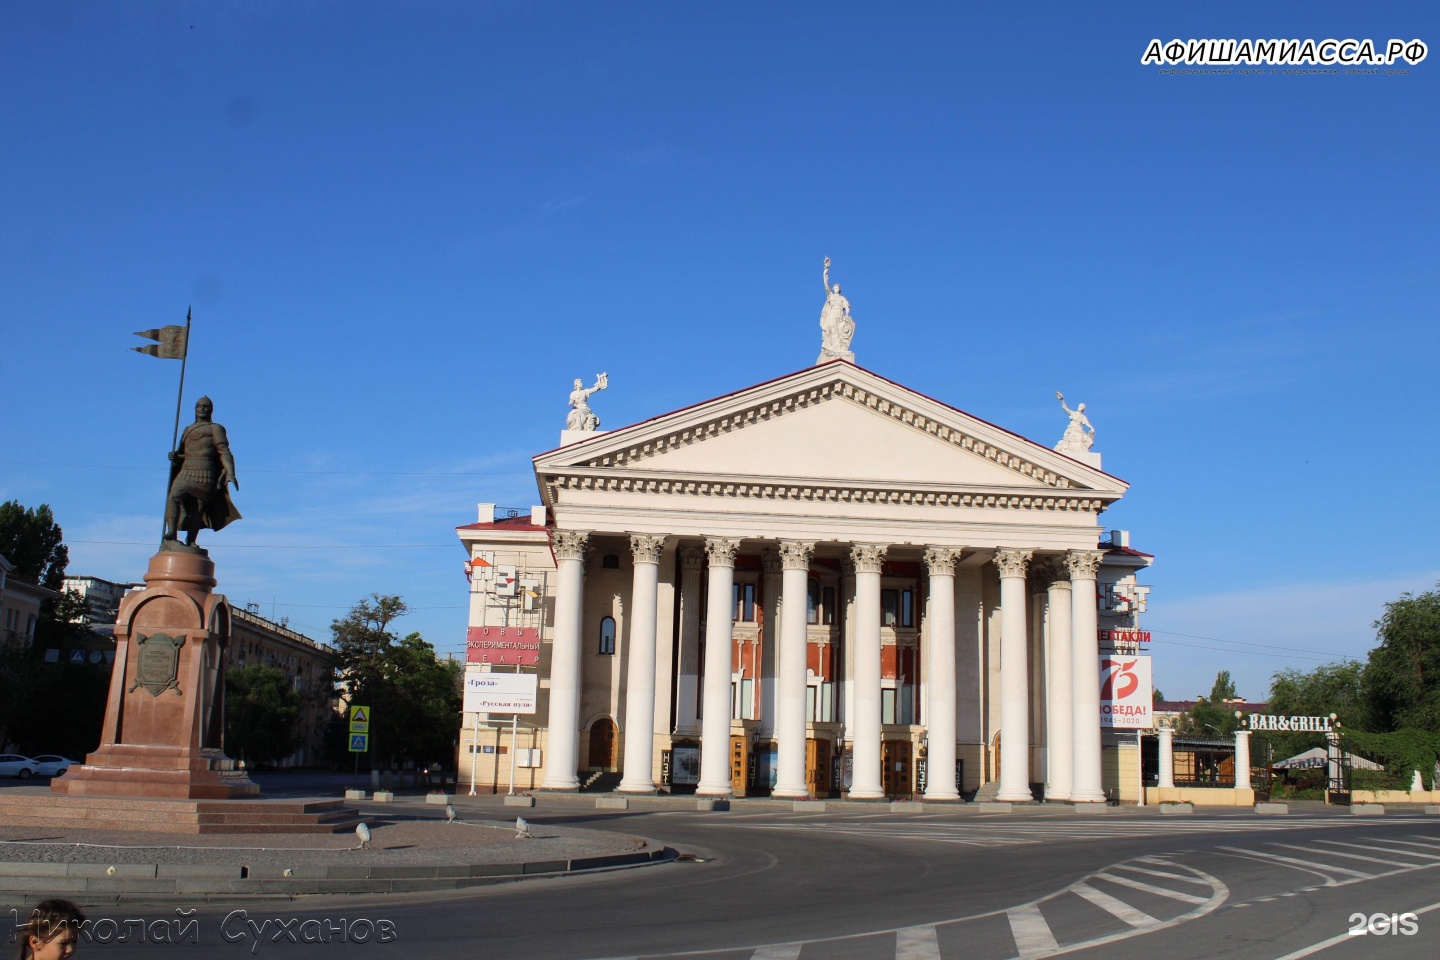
1348, 912, 1419, 936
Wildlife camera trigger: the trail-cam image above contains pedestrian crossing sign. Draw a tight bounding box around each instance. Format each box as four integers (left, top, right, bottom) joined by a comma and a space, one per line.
349, 733, 369, 753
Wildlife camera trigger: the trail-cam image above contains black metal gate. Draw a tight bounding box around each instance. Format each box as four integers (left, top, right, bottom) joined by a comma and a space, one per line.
1249, 734, 1274, 801
1327, 735, 1352, 805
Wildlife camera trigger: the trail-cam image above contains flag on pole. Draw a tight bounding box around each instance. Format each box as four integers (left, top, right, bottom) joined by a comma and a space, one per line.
133, 325, 189, 360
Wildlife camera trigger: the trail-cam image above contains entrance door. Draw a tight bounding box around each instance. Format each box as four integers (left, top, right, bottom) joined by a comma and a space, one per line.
992, 732, 1002, 784
882, 740, 913, 798
805, 738, 832, 798
587, 719, 617, 771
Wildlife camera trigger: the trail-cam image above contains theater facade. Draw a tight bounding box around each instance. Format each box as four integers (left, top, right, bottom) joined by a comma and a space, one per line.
458, 304, 1151, 801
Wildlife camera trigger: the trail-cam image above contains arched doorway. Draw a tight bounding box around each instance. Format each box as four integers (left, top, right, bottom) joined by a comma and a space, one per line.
991, 731, 1002, 783
587, 718, 618, 771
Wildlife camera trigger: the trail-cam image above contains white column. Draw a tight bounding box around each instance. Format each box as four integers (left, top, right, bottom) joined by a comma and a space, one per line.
773, 541, 815, 798
849, 543, 887, 800
619, 534, 665, 793
697, 538, 739, 796
923, 547, 961, 801
759, 549, 782, 738
541, 530, 589, 790
673, 546, 704, 736
1158, 725, 1174, 788
1235, 729, 1252, 792
1045, 565, 1074, 801
1067, 550, 1106, 803
994, 549, 1034, 802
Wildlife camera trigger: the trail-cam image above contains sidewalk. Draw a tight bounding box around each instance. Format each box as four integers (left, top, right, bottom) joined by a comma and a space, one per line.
0, 793, 667, 902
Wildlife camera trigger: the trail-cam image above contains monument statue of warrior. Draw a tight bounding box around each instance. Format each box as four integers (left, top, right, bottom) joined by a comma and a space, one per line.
164, 395, 242, 546
566, 372, 608, 431
1054, 391, 1095, 454
817, 256, 855, 364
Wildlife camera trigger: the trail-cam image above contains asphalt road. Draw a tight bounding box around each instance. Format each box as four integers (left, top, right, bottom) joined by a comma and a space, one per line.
8, 799, 1440, 960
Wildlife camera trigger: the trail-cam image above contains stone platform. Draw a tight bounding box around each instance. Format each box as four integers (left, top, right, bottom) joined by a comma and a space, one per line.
0, 794, 369, 834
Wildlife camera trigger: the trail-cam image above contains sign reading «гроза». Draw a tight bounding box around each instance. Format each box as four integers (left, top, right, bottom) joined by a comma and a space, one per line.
462, 668, 538, 714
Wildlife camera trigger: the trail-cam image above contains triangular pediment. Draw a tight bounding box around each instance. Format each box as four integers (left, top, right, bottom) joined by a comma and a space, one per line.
535, 363, 1125, 501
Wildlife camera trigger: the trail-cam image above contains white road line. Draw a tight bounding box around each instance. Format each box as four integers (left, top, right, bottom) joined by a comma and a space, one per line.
895, 925, 941, 960
1110, 862, 1214, 885
1092, 872, 1209, 905
1318, 838, 1440, 860
1403, 834, 1440, 848
1006, 904, 1059, 957
1267, 841, 1415, 868
749, 945, 802, 960
1216, 846, 1371, 879
1270, 897, 1440, 960
1071, 881, 1160, 927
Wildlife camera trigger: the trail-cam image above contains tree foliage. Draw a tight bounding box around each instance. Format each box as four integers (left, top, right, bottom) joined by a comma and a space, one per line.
0, 501, 69, 589
225, 665, 303, 766
1362, 585, 1440, 733
331, 595, 461, 769
1265, 660, 1369, 759
1177, 671, 1243, 739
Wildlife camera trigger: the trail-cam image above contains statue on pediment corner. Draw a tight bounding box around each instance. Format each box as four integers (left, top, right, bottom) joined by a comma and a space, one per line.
566, 372, 608, 431
817, 257, 855, 365
1054, 391, 1095, 454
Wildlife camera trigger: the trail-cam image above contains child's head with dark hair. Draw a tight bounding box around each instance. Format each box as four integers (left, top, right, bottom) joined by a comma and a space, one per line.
18, 900, 85, 960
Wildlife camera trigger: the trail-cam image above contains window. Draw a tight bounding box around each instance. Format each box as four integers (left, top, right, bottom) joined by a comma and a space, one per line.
822, 586, 836, 625
598, 616, 616, 655
882, 688, 897, 725
882, 589, 899, 627
901, 589, 914, 628
602, 554, 620, 569
807, 578, 820, 624
733, 582, 756, 622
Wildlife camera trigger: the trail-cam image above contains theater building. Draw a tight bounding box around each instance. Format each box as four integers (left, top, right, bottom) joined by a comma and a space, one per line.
458, 334, 1151, 801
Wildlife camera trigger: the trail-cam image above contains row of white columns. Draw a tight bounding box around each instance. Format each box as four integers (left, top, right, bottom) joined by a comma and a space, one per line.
541, 531, 1108, 802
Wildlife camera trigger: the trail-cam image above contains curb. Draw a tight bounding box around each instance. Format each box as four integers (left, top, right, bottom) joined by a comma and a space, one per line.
0, 843, 675, 902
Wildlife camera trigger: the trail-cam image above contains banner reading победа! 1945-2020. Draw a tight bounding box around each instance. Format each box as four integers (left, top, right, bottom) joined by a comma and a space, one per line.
1100, 656, 1153, 729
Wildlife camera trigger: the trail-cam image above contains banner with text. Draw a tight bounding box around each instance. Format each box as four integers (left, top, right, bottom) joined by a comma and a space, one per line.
1100, 655, 1153, 729
466, 626, 541, 666
463, 669, 538, 714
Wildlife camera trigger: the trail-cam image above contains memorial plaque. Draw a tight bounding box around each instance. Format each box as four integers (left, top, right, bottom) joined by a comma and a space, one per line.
129, 633, 184, 697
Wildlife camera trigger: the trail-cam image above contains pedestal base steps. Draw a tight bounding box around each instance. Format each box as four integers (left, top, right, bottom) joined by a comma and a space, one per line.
0, 795, 371, 834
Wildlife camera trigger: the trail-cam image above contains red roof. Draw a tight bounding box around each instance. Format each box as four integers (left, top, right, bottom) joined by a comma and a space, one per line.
456, 516, 547, 532
1106, 545, 1155, 559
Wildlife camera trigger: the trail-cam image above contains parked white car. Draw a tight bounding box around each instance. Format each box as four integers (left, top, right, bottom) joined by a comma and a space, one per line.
30, 755, 79, 777
0, 754, 39, 779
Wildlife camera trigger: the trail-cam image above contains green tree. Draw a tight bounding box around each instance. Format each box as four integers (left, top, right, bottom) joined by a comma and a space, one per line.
1178, 670, 1242, 739
0, 501, 69, 589
1266, 660, 1367, 760
331, 595, 461, 771
225, 665, 303, 766
1363, 584, 1440, 732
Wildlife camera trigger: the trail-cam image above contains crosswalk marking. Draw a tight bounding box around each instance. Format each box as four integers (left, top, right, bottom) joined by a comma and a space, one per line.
1071, 881, 1160, 927
1268, 841, 1408, 867
1217, 845, 1372, 879
895, 925, 941, 960
1318, 838, 1440, 860
1006, 904, 1059, 957
1092, 871, 1210, 905
1111, 862, 1214, 885
749, 945, 802, 959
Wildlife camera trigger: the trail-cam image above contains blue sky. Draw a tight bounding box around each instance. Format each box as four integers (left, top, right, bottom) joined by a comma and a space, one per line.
2, 2, 1436, 703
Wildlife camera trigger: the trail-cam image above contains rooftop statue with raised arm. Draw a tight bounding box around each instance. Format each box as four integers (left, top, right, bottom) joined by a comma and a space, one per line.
163, 396, 242, 548
566, 372, 609, 431
1054, 391, 1096, 454
817, 256, 855, 364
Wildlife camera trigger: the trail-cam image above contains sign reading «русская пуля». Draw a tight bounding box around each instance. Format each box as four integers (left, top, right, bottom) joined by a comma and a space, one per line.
1245, 714, 1338, 732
